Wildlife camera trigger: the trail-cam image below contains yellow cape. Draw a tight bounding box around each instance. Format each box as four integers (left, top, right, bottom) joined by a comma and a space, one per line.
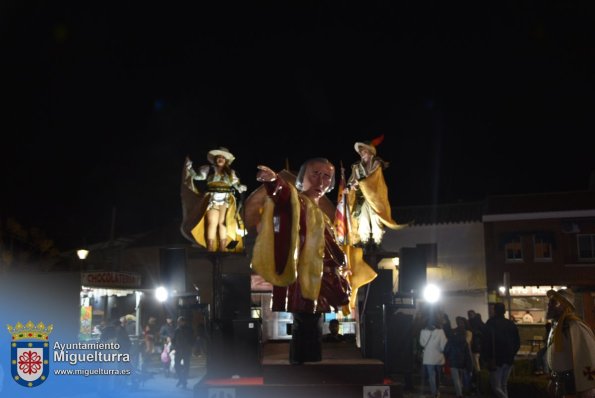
350, 166, 402, 230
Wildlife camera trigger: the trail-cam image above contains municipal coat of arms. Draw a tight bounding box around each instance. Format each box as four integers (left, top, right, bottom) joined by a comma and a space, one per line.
7, 321, 53, 387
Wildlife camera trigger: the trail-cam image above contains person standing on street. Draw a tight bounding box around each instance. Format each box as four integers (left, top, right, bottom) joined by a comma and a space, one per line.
420, 316, 448, 398
172, 316, 194, 389
481, 302, 520, 398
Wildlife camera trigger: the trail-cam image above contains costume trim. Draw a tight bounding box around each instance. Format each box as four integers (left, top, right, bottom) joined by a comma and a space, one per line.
251, 183, 300, 286
297, 195, 325, 300
357, 166, 402, 229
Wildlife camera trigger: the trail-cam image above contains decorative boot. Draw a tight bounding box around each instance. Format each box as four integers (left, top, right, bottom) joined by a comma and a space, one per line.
207, 239, 216, 252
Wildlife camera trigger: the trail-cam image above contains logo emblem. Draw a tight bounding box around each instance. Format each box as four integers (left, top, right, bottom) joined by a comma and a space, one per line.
7, 321, 53, 387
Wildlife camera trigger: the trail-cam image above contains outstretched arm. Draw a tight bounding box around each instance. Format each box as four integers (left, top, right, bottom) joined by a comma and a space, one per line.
256, 165, 277, 182
185, 159, 210, 180
256, 165, 291, 203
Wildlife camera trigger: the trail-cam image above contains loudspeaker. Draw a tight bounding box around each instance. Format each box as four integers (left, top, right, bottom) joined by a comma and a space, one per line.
220, 273, 251, 320
398, 247, 427, 295
361, 308, 385, 361
159, 248, 187, 293
232, 319, 262, 376
366, 269, 393, 307
386, 309, 414, 373
208, 318, 262, 378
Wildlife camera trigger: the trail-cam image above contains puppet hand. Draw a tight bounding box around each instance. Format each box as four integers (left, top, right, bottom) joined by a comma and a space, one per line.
256, 165, 277, 182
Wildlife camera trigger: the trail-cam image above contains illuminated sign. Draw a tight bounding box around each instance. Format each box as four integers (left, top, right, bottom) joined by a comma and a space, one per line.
505, 285, 567, 297
81, 272, 141, 288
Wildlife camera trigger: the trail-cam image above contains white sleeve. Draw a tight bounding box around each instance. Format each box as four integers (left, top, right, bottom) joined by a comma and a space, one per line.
231, 170, 247, 192
193, 165, 210, 181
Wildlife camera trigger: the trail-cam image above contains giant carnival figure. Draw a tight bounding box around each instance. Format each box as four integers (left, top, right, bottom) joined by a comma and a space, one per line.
347, 135, 403, 246
180, 147, 246, 252
250, 158, 352, 364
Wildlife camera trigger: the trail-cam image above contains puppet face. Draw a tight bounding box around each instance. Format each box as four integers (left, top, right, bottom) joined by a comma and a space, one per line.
214, 155, 227, 167
301, 160, 335, 201
359, 148, 373, 162
546, 297, 564, 321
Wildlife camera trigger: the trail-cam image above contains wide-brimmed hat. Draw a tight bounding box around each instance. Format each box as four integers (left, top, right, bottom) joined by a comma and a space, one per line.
354, 134, 385, 156
547, 288, 575, 310
207, 147, 235, 165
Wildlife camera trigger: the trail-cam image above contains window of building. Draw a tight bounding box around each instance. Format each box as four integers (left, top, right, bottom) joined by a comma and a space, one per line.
577, 234, 595, 261
533, 235, 553, 261
505, 236, 523, 262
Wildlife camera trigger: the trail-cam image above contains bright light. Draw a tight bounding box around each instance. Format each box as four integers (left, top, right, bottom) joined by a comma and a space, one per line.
392, 257, 399, 266
77, 249, 89, 260
423, 284, 441, 303
155, 286, 168, 302
499, 286, 506, 294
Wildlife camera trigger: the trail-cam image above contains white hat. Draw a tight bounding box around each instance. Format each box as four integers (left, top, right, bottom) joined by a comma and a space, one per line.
547, 288, 575, 310
354, 134, 385, 156
354, 141, 377, 156
207, 147, 235, 165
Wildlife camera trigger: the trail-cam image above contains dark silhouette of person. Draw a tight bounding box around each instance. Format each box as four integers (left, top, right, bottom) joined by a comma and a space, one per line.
172, 316, 194, 388
480, 302, 520, 398
322, 319, 345, 343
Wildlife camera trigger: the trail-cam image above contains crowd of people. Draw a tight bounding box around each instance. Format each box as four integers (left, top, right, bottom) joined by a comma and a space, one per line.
413, 288, 595, 398
94, 314, 203, 390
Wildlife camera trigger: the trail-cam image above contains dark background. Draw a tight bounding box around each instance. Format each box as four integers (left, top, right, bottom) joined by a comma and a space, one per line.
1, 1, 594, 249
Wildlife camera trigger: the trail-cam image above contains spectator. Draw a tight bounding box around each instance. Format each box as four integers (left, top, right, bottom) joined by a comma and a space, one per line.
481, 302, 520, 398
322, 319, 345, 343
444, 316, 473, 398
468, 311, 485, 394
420, 316, 448, 398
144, 316, 158, 354
159, 317, 175, 343
161, 336, 173, 377
172, 316, 194, 389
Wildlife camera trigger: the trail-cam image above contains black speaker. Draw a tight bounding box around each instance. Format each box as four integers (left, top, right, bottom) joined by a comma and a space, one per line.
220, 273, 251, 320
361, 308, 385, 361
159, 248, 187, 293
398, 247, 427, 295
366, 269, 393, 307
386, 309, 414, 373
232, 319, 262, 376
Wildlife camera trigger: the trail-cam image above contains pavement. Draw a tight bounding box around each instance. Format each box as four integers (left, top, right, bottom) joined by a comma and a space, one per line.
390, 371, 484, 398
118, 353, 207, 398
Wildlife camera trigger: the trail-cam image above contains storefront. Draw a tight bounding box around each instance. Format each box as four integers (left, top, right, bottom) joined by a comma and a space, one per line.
498, 284, 566, 352
79, 271, 143, 341
499, 285, 566, 324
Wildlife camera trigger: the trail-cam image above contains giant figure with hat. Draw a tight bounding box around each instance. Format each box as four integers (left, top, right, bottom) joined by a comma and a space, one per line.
181, 147, 246, 252
546, 288, 595, 397
347, 135, 403, 246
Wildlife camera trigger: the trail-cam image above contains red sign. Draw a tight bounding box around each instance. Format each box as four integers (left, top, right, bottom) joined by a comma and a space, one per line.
81, 272, 141, 288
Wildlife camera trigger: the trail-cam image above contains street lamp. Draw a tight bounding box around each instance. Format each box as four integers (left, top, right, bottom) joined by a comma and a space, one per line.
77, 249, 89, 260
155, 286, 169, 302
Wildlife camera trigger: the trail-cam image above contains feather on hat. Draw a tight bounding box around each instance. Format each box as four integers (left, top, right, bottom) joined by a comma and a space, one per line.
354, 134, 384, 156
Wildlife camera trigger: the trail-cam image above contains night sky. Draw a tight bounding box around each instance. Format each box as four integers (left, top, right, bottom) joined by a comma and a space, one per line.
2, 2, 594, 249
